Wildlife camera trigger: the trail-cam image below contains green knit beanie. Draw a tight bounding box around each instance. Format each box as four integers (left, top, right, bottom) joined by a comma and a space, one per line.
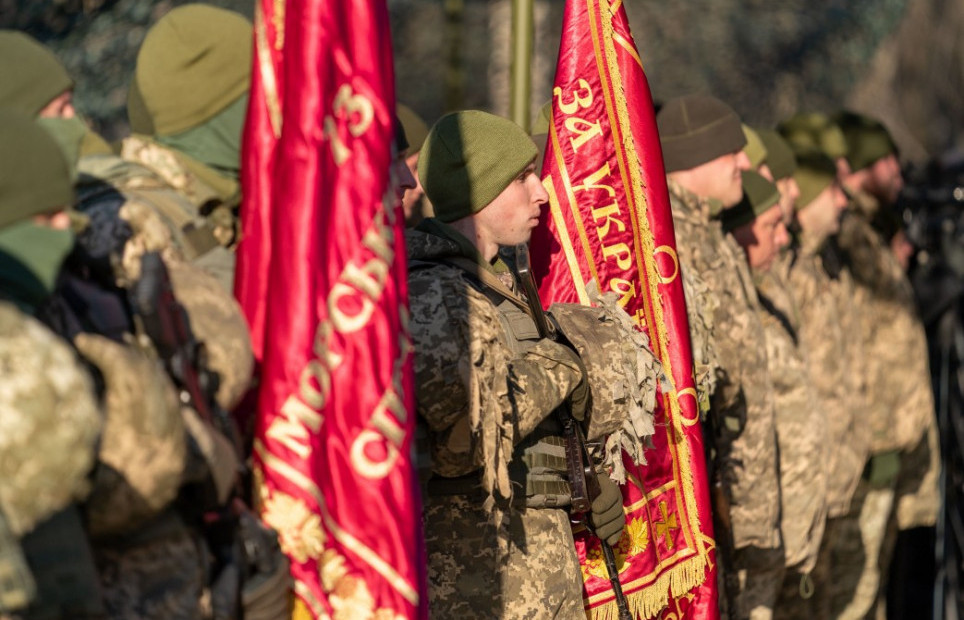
0, 31, 73, 117
742, 125, 767, 169
757, 129, 796, 180
418, 110, 538, 223
777, 112, 848, 160
0, 109, 74, 229
793, 153, 838, 211
722, 171, 780, 232
132, 4, 252, 136
833, 110, 898, 172
657, 95, 746, 173
397, 104, 429, 156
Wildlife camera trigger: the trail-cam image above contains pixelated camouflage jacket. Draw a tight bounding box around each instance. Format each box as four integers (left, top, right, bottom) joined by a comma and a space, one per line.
787, 229, 869, 517
755, 265, 828, 572
837, 191, 934, 456
667, 179, 781, 550
406, 221, 584, 506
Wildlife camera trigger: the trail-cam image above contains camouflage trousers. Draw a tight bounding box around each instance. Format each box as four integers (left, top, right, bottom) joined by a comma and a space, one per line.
773, 519, 838, 620
732, 545, 785, 620
829, 477, 896, 620
424, 495, 584, 619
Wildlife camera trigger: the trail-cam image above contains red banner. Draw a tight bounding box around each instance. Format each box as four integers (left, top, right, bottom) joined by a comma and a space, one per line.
529, 1, 719, 618
237, 1, 425, 618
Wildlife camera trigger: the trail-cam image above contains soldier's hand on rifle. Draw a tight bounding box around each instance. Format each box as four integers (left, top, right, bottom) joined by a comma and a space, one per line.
590, 470, 626, 546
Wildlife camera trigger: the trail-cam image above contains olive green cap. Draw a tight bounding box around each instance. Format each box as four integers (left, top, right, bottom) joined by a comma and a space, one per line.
418, 110, 537, 223
531, 100, 553, 136
833, 110, 898, 172
0, 109, 74, 229
131, 4, 252, 136
722, 171, 780, 231
757, 129, 796, 180
742, 125, 767, 169
657, 95, 746, 173
777, 112, 848, 160
397, 103, 428, 155
792, 152, 838, 210
0, 31, 73, 117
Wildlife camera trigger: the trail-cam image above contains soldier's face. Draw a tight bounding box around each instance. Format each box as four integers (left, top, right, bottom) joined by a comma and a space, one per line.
867, 154, 903, 204
39, 91, 75, 119
775, 177, 800, 226
798, 182, 848, 237
400, 151, 425, 223
682, 149, 751, 208
732, 205, 788, 271
477, 161, 548, 248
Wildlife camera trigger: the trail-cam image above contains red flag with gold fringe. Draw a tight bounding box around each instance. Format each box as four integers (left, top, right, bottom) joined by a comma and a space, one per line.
237, 0, 426, 618
529, 1, 720, 618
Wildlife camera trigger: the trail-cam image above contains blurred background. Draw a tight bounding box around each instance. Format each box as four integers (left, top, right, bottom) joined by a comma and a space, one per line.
2, 0, 962, 166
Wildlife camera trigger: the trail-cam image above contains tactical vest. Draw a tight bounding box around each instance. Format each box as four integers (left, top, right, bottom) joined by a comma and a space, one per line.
415, 258, 572, 508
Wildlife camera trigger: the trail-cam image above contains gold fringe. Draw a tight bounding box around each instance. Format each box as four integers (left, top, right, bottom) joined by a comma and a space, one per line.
586, 553, 707, 620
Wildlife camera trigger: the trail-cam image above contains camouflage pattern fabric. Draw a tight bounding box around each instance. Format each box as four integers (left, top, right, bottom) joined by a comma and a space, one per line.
787, 231, 868, 519
424, 495, 583, 619
773, 518, 840, 620
755, 265, 828, 575
733, 545, 786, 620
681, 261, 720, 417
0, 301, 101, 537
407, 227, 586, 616
667, 179, 781, 552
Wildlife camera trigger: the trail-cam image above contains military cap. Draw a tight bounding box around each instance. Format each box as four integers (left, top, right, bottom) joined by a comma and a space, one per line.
418, 110, 537, 223
0, 31, 73, 117
397, 104, 429, 155
657, 95, 746, 173
757, 129, 797, 180
0, 109, 73, 229
742, 125, 767, 170
777, 112, 848, 160
722, 171, 780, 232
833, 110, 898, 172
793, 152, 838, 210
132, 4, 252, 136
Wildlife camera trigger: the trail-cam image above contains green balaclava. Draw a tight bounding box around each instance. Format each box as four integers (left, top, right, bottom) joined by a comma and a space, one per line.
131, 4, 252, 137
657, 94, 746, 173
0, 110, 76, 309
397, 103, 429, 156
742, 125, 767, 170
418, 110, 538, 223
722, 171, 780, 232
833, 110, 898, 172
0, 31, 73, 117
757, 129, 797, 181
156, 94, 249, 179
793, 153, 838, 210
777, 112, 848, 161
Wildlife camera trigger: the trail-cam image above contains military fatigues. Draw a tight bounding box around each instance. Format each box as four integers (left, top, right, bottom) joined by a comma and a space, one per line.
668, 180, 783, 619
756, 254, 831, 620
407, 221, 586, 619
829, 192, 939, 620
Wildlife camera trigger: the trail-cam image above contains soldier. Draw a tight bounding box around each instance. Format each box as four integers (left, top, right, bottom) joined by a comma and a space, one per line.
396, 103, 432, 225
778, 149, 866, 619
657, 95, 782, 620
829, 111, 939, 620
123, 3, 252, 291
407, 110, 627, 618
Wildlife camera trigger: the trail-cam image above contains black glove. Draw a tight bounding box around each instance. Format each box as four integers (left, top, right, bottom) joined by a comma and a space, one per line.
590, 470, 625, 546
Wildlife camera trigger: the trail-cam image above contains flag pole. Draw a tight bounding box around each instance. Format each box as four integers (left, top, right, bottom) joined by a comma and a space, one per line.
509, 0, 533, 132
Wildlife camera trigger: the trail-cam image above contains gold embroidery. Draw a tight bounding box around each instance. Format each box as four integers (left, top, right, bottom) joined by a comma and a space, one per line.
261, 490, 326, 563
652, 501, 680, 550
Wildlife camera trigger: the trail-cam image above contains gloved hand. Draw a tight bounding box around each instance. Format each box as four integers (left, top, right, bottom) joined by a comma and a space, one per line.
74, 333, 186, 536
590, 470, 626, 546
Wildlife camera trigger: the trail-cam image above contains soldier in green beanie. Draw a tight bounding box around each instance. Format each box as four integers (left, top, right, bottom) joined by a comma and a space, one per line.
121, 3, 253, 291
408, 109, 632, 618
757, 129, 800, 227
658, 94, 783, 619
825, 111, 939, 620
724, 171, 788, 272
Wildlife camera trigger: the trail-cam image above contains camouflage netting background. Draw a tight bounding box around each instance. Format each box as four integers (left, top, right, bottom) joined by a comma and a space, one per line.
2, 0, 962, 162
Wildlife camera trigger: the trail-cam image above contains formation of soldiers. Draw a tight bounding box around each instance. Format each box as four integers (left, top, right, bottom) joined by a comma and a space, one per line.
0, 3, 944, 620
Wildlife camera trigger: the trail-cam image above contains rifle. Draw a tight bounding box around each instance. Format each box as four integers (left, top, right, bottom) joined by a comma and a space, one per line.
513, 243, 633, 620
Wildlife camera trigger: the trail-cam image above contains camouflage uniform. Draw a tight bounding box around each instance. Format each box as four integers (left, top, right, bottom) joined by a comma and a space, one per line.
756, 256, 830, 620
781, 227, 869, 619
828, 192, 938, 620
667, 180, 782, 619
407, 222, 586, 619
